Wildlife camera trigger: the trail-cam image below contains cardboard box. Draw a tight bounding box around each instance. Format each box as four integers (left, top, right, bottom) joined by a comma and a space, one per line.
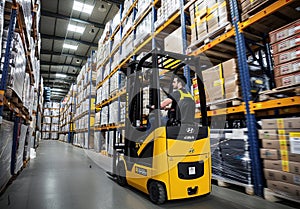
261, 118, 300, 129
271, 34, 300, 54
264, 169, 300, 185
275, 71, 300, 88
259, 130, 278, 140
269, 19, 300, 44
202, 64, 224, 102
273, 59, 300, 77
207, 9, 219, 33
267, 180, 300, 198
273, 47, 300, 66
195, 0, 207, 19
260, 149, 280, 160
222, 58, 238, 78
164, 27, 184, 54
196, 17, 208, 37
262, 139, 282, 149
263, 160, 300, 175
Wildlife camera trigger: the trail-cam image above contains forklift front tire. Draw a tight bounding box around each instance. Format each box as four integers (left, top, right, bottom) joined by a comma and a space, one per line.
116, 161, 127, 186
148, 181, 166, 204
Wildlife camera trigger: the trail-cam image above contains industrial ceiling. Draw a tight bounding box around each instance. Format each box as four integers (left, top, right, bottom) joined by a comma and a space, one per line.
40, 0, 121, 101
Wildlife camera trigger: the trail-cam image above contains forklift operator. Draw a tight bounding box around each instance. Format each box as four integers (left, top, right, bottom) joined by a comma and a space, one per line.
160, 76, 195, 125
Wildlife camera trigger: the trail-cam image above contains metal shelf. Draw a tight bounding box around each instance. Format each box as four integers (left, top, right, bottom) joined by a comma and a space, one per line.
96, 89, 126, 109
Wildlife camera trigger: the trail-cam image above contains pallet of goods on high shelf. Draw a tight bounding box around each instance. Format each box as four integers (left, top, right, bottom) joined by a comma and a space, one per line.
240, 0, 277, 22
134, 12, 152, 50
210, 129, 253, 194
269, 19, 300, 89
189, 0, 231, 49
201, 58, 242, 108
259, 117, 300, 202
136, 0, 152, 20
1, 31, 26, 103
0, 120, 14, 192
13, 124, 28, 174
0, 0, 4, 52
155, 0, 180, 29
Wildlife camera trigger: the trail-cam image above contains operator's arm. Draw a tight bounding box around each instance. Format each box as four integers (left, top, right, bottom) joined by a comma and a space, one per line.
160, 98, 172, 110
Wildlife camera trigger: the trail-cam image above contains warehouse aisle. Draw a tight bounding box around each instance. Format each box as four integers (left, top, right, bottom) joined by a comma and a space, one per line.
0, 141, 297, 209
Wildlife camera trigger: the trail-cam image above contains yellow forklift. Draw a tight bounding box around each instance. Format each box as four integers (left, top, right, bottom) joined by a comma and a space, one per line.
109, 49, 211, 204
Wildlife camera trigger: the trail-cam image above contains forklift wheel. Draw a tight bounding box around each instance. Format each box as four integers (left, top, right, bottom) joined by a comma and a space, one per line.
148, 181, 166, 204
116, 162, 127, 186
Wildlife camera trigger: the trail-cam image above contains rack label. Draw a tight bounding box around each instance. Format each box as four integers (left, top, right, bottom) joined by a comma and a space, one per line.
290, 132, 300, 154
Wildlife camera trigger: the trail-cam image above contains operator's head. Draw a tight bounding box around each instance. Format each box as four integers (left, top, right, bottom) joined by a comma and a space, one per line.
173, 76, 186, 90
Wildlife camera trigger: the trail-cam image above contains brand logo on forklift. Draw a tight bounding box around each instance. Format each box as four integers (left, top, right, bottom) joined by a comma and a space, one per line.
189, 148, 195, 153
135, 167, 147, 176
186, 127, 195, 134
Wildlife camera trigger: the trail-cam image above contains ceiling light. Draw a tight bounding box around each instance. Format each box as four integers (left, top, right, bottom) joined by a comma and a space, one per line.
68, 24, 85, 34
76, 59, 80, 63
98, 4, 106, 12
73, 1, 94, 14
56, 73, 67, 78
63, 43, 78, 50
296, 6, 300, 12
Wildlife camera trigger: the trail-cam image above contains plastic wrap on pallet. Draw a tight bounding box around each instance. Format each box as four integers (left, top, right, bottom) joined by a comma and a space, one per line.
108, 131, 114, 156
0, 0, 4, 53
15, 125, 28, 174
101, 106, 108, 125
0, 120, 14, 191
2, 32, 26, 101
211, 129, 252, 185
24, 127, 33, 161
121, 33, 134, 60
155, 0, 180, 29
136, 0, 152, 20
134, 13, 152, 48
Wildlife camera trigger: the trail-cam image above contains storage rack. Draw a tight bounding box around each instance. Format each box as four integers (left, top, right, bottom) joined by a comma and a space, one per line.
41, 103, 60, 140
0, 0, 41, 192
72, 51, 96, 149
59, 84, 76, 143
92, 0, 300, 199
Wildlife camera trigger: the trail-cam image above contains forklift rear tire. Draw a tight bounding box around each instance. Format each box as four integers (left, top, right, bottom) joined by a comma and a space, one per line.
116, 161, 127, 186
148, 181, 166, 204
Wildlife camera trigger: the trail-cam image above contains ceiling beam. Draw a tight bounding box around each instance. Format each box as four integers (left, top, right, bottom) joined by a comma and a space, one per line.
40, 70, 77, 79
41, 50, 87, 60
104, 0, 124, 4
44, 83, 70, 89
42, 34, 97, 48
41, 10, 105, 29
40, 61, 81, 70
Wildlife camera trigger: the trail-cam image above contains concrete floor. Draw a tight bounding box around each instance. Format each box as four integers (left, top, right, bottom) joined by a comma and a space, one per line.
0, 140, 298, 209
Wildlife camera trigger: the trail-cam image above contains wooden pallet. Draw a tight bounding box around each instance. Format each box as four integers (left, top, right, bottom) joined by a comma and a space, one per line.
213, 175, 254, 195
6, 88, 23, 108
187, 22, 232, 53
264, 188, 300, 203
208, 97, 242, 110
241, 0, 277, 22
258, 85, 300, 102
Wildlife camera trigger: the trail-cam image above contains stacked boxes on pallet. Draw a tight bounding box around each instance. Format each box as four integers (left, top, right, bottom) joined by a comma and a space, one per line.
0, 120, 14, 191
1, 31, 26, 101
14, 125, 28, 174
189, 0, 231, 44
155, 0, 181, 29
211, 129, 252, 185
42, 102, 60, 140
260, 117, 300, 200
269, 19, 300, 88
202, 58, 241, 103
134, 12, 152, 49
74, 54, 96, 149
